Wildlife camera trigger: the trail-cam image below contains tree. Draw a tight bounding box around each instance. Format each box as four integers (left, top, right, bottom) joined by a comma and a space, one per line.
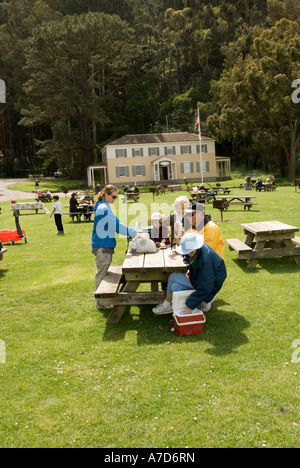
208, 19, 300, 180
19, 12, 138, 176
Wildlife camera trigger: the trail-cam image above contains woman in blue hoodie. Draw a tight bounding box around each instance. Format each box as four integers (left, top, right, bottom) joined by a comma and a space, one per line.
92, 185, 137, 310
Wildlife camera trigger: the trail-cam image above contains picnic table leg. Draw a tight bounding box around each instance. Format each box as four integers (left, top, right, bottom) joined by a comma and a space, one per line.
106, 281, 140, 325
283, 239, 300, 265
247, 241, 266, 268
245, 232, 255, 248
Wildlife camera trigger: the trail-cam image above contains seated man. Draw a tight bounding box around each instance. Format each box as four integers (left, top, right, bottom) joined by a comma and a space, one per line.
184, 203, 225, 260
153, 232, 227, 316
80, 190, 94, 205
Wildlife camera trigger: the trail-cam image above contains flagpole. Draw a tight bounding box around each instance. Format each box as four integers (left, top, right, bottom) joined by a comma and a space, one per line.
197, 108, 204, 184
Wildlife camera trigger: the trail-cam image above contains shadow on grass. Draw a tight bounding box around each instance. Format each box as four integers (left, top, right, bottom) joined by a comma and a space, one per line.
0, 268, 8, 279
101, 299, 250, 356
232, 257, 300, 274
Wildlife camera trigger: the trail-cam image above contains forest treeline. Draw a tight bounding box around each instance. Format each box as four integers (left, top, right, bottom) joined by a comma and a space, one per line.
0, 0, 299, 180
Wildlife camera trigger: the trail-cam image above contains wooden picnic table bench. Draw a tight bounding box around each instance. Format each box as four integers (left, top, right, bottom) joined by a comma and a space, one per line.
217, 195, 257, 211
95, 247, 187, 324
226, 220, 300, 268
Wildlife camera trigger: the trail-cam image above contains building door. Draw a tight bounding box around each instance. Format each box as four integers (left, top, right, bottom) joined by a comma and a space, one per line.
159, 165, 169, 180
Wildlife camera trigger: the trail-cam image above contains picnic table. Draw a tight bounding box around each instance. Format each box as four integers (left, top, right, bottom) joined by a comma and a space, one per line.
122, 191, 140, 203
209, 187, 232, 195
263, 184, 277, 192
11, 202, 50, 215
167, 185, 182, 192
216, 195, 257, 211
95, 247, 187, 324
226, 221, 300, 268
64, 204, 94, 222
190, 191, 214, 204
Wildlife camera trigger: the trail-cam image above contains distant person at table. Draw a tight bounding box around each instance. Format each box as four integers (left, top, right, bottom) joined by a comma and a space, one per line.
50, 195, 64, 235
153, 232, 227, 316
92, 185, 137, 310
80, 190, 94, 205
164, 196, 190, 247
132, 184, 139, 194
46, 190, 52, 201
197, 184, 216, 200
95, 184, 101, 195
70, 193, 82, 221
256, 179, 263, 192
184, 203, 225, 260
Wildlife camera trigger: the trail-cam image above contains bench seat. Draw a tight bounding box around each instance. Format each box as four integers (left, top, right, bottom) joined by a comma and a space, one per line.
63, 212, 94, 223
95, 266, 124, 298
226, 239, 253, 253
292, 236, 300, 246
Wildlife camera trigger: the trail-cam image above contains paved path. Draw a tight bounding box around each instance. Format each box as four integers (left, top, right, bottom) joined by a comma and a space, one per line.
0, 179, 66, 202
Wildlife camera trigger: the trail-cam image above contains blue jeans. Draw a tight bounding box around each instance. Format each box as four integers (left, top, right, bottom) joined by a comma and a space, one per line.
167, 273, 194, 294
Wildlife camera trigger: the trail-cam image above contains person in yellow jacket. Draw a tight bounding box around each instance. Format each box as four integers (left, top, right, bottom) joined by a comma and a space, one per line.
184, 203, 225, 260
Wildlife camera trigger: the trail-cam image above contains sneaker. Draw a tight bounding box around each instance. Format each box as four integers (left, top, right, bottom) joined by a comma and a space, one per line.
152, 303, 173, 315
200, 295, 217, 313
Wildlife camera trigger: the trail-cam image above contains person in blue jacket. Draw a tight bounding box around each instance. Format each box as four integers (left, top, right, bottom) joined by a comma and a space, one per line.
153, 232, 227, 315
92, 185, 137, 310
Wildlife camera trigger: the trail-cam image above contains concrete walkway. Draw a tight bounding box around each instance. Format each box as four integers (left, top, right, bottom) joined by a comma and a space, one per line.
0, 179, 66, 202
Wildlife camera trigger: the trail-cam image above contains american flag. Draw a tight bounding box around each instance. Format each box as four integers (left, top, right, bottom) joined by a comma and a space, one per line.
194, 113, 202, 140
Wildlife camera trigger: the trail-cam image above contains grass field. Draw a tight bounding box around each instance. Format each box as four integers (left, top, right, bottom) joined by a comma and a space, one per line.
0, 181, 299, 448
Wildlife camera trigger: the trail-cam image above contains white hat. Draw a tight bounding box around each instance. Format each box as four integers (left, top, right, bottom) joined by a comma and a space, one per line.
151, 212, 162, 220
176, 232, 204, 255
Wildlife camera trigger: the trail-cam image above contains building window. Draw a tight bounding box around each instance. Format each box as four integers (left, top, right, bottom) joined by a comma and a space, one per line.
132, 148, 144, 157
116, 166, 129, 177
116, 149, 127, 158
181, 162, 194, 174
148, 147, 160, 156
132, 165, 146, 177
164, 146, 175, 156
197, 161, 210, 173
180, 145, 191, 155
196, 144, 208, 154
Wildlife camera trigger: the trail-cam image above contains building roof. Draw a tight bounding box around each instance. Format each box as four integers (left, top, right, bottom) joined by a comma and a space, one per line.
107, 132, 213, 146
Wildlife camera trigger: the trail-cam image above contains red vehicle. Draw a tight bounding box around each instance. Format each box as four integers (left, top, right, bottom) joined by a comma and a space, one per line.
0, 229, 27, 245
0, 212, 28, 245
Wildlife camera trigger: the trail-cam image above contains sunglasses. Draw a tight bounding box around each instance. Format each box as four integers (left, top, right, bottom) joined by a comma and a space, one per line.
112, 195, 118, 200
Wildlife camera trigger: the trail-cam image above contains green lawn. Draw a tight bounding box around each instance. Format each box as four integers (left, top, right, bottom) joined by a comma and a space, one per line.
0, 182, 300, 448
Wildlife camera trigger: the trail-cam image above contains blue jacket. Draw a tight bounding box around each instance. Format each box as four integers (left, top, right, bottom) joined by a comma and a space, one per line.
184, 243, 227, 310
92, 200, 136, 249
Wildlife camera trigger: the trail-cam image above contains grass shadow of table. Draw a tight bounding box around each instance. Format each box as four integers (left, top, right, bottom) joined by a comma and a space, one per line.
102, 299, 250, 357
232, 257, 300, 274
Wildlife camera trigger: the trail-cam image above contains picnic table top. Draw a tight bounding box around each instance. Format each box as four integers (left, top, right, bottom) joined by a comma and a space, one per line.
241, 221, 299, 236
217, 195, 256, 200
122, 248, 186, 274
11, 202, 45, 209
